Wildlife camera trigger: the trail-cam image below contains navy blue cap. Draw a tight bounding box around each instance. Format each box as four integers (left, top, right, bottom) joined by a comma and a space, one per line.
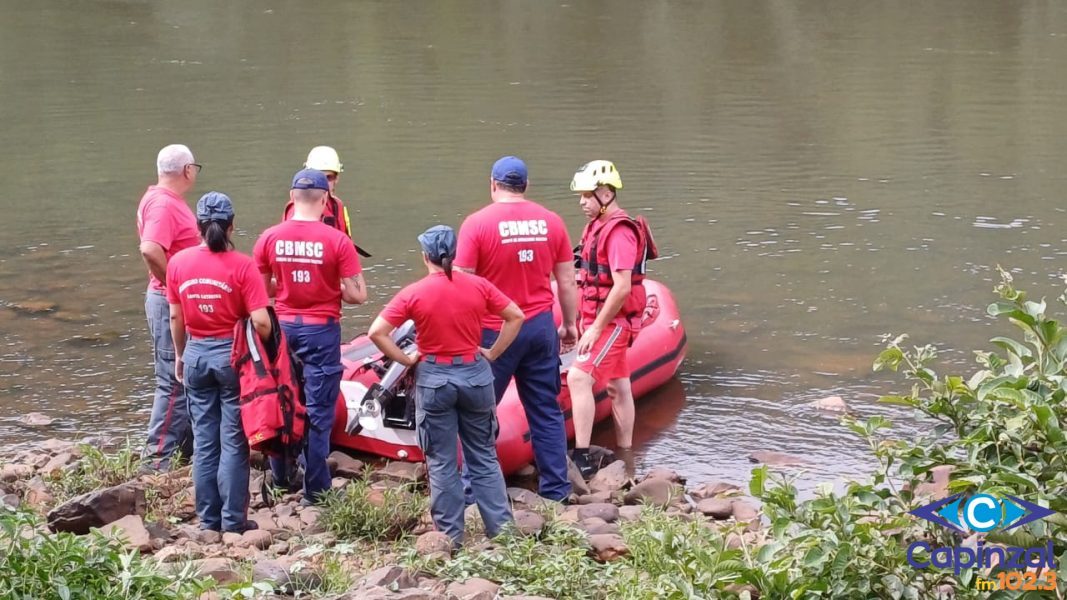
491, 156, 528, 187
196, 191, 234, 222
291, 168, 330, 191
417, 225, 457, 264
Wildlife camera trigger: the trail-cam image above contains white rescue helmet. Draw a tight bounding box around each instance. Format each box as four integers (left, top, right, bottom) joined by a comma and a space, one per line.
570, 160, 622, 192
305, 146, 343, 173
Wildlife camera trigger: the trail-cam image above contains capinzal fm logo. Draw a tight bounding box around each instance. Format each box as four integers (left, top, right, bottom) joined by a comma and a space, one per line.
906, 493, 1058, 574
910, 493, 1054, 533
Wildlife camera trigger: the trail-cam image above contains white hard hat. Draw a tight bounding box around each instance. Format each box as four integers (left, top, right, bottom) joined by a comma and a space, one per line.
305, 146, 343, 173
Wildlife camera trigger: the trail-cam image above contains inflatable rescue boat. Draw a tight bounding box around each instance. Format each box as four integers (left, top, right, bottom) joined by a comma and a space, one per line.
330, 278, 686, 475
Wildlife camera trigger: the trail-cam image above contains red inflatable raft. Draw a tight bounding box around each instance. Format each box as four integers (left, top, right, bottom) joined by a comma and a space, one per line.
330, 278, 687, 475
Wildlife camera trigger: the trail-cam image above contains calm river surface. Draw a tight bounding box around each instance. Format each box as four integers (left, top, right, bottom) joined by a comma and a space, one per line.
2, 1, 1066, 491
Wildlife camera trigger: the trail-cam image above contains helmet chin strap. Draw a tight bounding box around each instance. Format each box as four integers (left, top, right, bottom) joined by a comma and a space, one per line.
593, 189, 615, 218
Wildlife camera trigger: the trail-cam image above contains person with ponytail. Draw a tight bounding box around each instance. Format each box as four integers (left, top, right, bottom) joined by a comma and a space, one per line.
368, 225, 524, 547
166, 192, 272, 533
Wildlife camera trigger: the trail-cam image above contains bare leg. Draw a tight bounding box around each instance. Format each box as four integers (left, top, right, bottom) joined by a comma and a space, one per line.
568, 367, 596, 448
608, 377, 635, 449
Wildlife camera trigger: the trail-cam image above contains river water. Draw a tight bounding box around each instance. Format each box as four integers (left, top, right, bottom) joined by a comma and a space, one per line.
2, 1, 1066, 491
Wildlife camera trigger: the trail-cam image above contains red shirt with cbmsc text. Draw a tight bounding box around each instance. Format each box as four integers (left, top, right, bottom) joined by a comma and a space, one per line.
165, 246, 270, 337
379, 272, 511, 357
455, 200, 571, 330
253, 219, 362, 319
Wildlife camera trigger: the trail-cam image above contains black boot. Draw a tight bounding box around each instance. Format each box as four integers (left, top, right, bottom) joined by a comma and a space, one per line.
571, 447, 598, 479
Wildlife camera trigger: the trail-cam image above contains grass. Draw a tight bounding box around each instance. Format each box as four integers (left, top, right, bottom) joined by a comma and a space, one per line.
0, 506, 209, 600
317, 478, 428, 543
46, 440, 141, 503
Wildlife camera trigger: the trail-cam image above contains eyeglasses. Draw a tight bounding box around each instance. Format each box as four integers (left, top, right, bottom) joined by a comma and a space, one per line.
187, 163, 203, 174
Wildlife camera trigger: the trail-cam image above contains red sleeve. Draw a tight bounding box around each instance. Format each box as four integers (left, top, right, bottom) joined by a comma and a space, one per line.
606, 224, 639, 272
165, 260, 180, 303
551, 213, 572, 264
481, 277, 512, 315
252, 233, 271, 274
240, 258, 271, 312
380, 287, 412, 327
336, 234, 362, 278
140, 201, 175, 250
454, 217, 480, 271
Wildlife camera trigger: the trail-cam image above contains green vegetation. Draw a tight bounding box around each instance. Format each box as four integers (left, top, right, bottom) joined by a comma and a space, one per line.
317, 478, 428, 543
47, 440, 141, 502
0, 507, 208, 600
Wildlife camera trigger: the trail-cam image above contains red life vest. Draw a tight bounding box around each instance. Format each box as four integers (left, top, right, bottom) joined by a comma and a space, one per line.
230, 308, 307, 458
577, 211, 659, 332
283, 193, 351, 237
281, 194, 372, 258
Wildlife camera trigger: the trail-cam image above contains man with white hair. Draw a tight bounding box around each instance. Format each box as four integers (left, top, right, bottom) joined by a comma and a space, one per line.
136, 143, 200, 471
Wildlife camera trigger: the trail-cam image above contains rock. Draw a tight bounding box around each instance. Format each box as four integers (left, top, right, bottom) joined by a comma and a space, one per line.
18, 412, 54, 427
641, 467, 684, 484
588, 533, 628, 562
10, 300, 58, 315
47, 483, 146, 534
732, 501, 760, 531
623, 479, 682, 508
506, 487, 548, 509
689, 481, 741, 499
98, 515, 152, 553
579, 518, 620, 536
577, 503, 619, 523
372, 461, 426, 485
249, 511, 278, 532
576, 491, 612, 505
22, 477, 53, 508
415, 531, 454, 557
252, 559, 296, 590
725, 532, 744, 549
340, 587, 443, 600
0, 464, 34, 482
914, 464, 956, 500
187, 558, 240, 585
222, 532, 242, 545
154, 545, 193, 563
587, 460, 628, 494
198, 529, 222, 545
144, 520, 174, 544
300, 507, 321, 527
38, 452, 74, 477
725, 583, 761, 598
587, 445, 616, 469
512, 510, 546, 536
357, 565, 417, 590
565, 457, 591, 496
696, 498, 734, 519
238, 529, 272, 550
39, 438, 76, 454
446, 577, 500, 600
748, 451, 812, 467
809, 395, 848, 412
514, 464, 538, 478
328, 451, 365, 478
617, 505, 642, 522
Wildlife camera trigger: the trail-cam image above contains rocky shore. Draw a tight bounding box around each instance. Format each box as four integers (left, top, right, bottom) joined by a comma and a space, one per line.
0, 437, 768, 599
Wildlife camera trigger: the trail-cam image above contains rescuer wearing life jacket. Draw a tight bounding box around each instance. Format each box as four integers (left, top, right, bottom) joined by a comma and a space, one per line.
368, 225, 524, 547
254, 169, 367, 505
283, 146, 354, 239
136, 144, 201, 471
167, 192, 272, 533
567, 160, 654, 479
454, 156, 578, 502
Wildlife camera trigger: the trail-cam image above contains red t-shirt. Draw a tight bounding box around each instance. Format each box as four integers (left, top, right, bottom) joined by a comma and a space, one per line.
165, 246, 270, 338
455, 200, 571, 330
579, 223, 639, 326
379, 272, 511, 356
136, 186, 200, 292
253, 219, 362, 319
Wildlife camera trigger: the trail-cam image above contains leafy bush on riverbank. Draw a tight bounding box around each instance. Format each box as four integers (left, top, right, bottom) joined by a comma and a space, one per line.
318, 479, 428, 542
48, 440, 141, 502
875, 269, 1067, 562
0, 506, 208, 599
